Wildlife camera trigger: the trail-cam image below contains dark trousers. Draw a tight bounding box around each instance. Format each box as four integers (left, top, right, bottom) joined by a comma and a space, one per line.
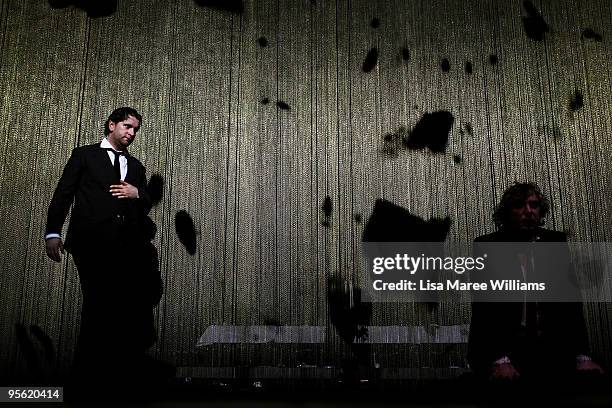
70, 231, 157, 384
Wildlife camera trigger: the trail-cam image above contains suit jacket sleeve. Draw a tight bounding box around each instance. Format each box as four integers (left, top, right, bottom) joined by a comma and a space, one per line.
542, 231, 590, 356
45, 148, 83, 236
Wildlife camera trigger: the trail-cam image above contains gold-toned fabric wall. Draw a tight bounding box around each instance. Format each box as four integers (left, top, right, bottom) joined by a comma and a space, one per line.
0, 0, 610, 380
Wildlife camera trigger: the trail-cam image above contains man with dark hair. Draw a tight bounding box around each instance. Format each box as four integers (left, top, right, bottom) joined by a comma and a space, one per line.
103, 106, 142, 136
492, 182, 550, 233
45, 107, 158, 385
468, 182, 603, 381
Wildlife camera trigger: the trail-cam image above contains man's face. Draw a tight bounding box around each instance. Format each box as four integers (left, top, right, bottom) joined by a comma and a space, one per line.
509, 193, 542, 231
107, 115, 140, 150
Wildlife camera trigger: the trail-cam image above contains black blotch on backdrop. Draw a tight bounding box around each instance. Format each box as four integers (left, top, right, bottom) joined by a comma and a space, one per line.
48, 0, 71, 8
362, 48, 378, 73
537, 124, 562, 139
260, 97, 270, 105
194, 0, 244, 13
327, 274, 372, 380
29, 325, 55, 363
321, 196, 332, 227
382, 131, 404, 157
263, 317, 282, 326
403, 111, 454, 153
362, 199, 451, 242
362, 199, 449, 312
327, 275, 372, 343
440, 58, 450, 72
453, 154, 463, 164
354, 214, 362, 224
48, 0, 117, 17
464, 122, 473, 135
257, 36, 268, 47
569, 90, 584, 112
146, 174, 164, 207
522, 0, 549, 41
465, 61, 473, 74
276, 101, 291, 111
581, 28, 603, 42
175, 210, 197, 255
489, 54, 498, 65
401, 47, 410, 61
370, 17, 380, 28
82, 1, 117, 17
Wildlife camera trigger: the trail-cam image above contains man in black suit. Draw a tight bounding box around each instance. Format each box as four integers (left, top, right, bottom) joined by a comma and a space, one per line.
467, 182, 603, 381
45, 107, 156, 383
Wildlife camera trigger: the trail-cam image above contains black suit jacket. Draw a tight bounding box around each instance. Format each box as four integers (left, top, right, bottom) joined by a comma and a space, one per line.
467, 228, 590, 373
46, 142, 152, 252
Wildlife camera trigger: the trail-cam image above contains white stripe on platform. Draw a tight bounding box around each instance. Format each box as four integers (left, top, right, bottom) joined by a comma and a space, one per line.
196, 325, 469, 346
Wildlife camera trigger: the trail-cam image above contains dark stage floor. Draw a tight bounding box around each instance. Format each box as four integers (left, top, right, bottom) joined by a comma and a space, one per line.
7, 374, 610, 408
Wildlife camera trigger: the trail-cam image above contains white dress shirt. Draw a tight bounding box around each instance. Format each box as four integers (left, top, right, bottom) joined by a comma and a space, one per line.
100, 137, 128, 181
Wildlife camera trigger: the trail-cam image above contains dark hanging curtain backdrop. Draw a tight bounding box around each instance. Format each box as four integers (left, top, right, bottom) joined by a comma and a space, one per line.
0, 0, 610, 380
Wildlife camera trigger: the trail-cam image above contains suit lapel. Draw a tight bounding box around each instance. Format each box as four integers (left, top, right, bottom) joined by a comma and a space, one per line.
94, 143, 118, 185
124, 155, 137, 184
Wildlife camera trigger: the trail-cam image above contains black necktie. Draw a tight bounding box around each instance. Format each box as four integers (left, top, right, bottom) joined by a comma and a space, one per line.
105, 148, 124, 181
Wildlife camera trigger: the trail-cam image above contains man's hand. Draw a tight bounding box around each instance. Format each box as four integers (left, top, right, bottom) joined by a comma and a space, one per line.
45, 237, 64, 263
577, 359, 604, 374
110, 180, 139, 199
489, 362, 520, 381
